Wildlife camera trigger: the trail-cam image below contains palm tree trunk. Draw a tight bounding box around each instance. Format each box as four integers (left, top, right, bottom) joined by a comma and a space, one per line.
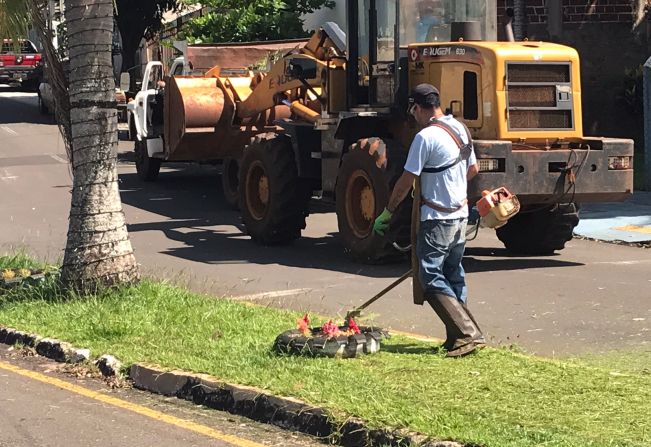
61, 0, 139, 289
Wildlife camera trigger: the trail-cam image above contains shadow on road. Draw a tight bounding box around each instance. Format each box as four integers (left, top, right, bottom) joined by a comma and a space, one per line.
118, 161, 584, 277
463, 246, 584, 272
463, 255, 583, 273
0, 89, 55, 125
118, 165, 406, 278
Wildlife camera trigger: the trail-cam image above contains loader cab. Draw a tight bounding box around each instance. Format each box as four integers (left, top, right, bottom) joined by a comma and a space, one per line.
344, 0, 495, 112
346, 0, 399, 110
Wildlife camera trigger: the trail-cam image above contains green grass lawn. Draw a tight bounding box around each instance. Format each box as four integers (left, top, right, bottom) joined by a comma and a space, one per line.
1, 255, 650, 447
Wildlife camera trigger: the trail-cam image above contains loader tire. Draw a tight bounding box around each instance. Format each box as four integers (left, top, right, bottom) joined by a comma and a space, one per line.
496, 203, 580, 255
239, 133, 310, 245
135, 140, 161, 182
335, 138, 411, 264
221, 157, 240, 210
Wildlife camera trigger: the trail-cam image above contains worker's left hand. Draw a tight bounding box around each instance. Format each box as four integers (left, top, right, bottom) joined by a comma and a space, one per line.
373, 208, 393, 236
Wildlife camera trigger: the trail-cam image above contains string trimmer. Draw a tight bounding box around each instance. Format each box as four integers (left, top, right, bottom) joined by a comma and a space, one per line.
345, 269, 412, 321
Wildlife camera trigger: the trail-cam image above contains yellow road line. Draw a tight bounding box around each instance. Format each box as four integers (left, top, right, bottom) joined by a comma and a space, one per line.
613, 224, 651, 234
0, 361, 265, 447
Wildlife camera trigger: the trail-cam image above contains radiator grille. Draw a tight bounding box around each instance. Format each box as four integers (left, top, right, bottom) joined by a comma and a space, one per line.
508, 86, 557, 107
506, 62, 574, 130
509, 110, 572, 129
507, 64, 570, 83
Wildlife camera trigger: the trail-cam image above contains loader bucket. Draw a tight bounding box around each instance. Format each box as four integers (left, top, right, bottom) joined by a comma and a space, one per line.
164, 76, 234, 161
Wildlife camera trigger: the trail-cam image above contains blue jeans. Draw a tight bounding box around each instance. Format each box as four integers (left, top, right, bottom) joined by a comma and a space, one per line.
417, 218, 468, 303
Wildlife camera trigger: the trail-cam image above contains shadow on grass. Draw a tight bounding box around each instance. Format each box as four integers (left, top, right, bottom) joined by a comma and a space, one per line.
382, 343, 439, 355
0, 274, 129, 309
0, 278, 61, 308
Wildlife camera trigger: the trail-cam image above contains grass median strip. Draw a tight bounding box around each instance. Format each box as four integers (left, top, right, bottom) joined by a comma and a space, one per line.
1, 256, 650, 447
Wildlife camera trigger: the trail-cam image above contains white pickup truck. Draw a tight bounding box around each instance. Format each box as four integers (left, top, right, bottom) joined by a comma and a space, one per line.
125, 55, 194, 181
125, 61, 167, 180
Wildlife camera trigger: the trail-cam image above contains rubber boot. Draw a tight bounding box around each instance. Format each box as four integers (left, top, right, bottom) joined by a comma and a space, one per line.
463, 304, 486, 347
442, 304, 485, 349
426, 293, 481, 357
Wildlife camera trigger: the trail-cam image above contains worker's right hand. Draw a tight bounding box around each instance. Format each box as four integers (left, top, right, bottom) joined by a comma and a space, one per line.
373, 208, 393, 236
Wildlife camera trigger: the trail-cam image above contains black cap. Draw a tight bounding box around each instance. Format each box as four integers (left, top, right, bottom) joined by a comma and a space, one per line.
409, 83, 440, 106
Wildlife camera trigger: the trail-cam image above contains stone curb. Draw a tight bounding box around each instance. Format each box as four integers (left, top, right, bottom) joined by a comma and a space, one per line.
1, 325, 466, 447
130, 363, 466, 447
0, 326, 119, 376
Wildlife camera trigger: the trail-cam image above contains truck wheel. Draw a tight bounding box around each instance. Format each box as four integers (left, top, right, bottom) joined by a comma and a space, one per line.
38, 93, 48, 115
335, 138, 411, 263
239, 134, 310, 245
135, 140, 161, 182
221, 157, 240, 209
496, 203, 580, 255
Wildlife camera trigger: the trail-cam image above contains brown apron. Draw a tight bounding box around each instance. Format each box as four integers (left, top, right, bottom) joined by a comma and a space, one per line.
411, 178, 426, 305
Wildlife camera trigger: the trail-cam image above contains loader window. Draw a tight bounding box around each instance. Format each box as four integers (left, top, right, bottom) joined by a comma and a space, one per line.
400, 0, 493, 44
463, 71, 478, 120
435, 61, 482, 127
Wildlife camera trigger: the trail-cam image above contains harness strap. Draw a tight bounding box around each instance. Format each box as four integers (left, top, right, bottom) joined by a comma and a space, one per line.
420, 118, 473, 213
421, 197, 468, 213
421, 119, 473, 174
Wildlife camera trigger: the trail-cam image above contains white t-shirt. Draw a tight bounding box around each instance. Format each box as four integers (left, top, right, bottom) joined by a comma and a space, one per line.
403, 115, 477, 221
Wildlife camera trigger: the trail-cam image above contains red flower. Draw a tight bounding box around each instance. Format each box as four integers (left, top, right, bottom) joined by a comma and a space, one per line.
321, 320, 341, 338
297, 313, 311, 336
348, 317, 361, 334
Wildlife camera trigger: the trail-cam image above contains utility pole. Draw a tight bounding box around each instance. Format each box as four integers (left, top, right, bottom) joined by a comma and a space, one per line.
644, 56, 651, 191
546, 0, 563, 42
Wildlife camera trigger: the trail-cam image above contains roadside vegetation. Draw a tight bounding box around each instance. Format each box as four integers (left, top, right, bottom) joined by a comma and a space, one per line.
1, 255, 650, 447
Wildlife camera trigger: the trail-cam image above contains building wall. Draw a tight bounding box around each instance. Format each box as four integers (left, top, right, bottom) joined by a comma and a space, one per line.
497, 0, 635, 26
494, 0, 649, 160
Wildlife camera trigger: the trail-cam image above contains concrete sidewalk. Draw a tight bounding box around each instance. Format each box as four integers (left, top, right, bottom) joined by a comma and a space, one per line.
574, 191, 651, 244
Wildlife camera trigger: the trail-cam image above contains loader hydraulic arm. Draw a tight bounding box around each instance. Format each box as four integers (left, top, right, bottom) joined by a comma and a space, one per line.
235, 54, 327, 119
235, 25, 346, 120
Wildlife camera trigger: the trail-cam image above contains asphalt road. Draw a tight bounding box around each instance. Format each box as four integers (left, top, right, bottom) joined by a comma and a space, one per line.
0, 345, 319, 447
1, 89, 650, 357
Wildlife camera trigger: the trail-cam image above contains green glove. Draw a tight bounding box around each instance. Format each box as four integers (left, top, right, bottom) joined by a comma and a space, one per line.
373, 207, 393, 236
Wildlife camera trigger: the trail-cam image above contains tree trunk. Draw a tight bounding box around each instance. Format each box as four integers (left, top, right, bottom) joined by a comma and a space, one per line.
61, 0, 139, 290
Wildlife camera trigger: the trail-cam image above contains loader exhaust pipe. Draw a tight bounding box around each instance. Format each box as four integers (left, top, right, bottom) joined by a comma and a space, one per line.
505, 8, 515, 42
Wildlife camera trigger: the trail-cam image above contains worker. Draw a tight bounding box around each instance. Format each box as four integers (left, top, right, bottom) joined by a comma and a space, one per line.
373, 83, 484, 357
416, 0, 445, 42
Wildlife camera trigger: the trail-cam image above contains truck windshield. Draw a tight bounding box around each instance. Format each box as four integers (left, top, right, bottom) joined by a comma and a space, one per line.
401, 0, 490, 43
1, 40, 38, 54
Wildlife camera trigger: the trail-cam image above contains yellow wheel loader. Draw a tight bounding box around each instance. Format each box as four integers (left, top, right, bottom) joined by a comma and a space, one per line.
134, 0, 633, 261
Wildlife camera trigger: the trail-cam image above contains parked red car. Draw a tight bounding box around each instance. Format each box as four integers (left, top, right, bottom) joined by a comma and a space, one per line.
0, 39, 43, 90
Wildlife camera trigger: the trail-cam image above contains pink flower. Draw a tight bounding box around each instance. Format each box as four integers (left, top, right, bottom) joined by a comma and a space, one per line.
321, 320, 341, 338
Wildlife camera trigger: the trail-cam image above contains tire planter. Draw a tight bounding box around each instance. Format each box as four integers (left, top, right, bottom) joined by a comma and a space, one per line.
1, 268, 52, 289
273, 326, 389, 358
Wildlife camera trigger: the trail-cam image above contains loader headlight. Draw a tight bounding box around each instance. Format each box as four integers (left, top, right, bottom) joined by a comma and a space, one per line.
608, 156, 632, 170
477, 158, 504, 172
